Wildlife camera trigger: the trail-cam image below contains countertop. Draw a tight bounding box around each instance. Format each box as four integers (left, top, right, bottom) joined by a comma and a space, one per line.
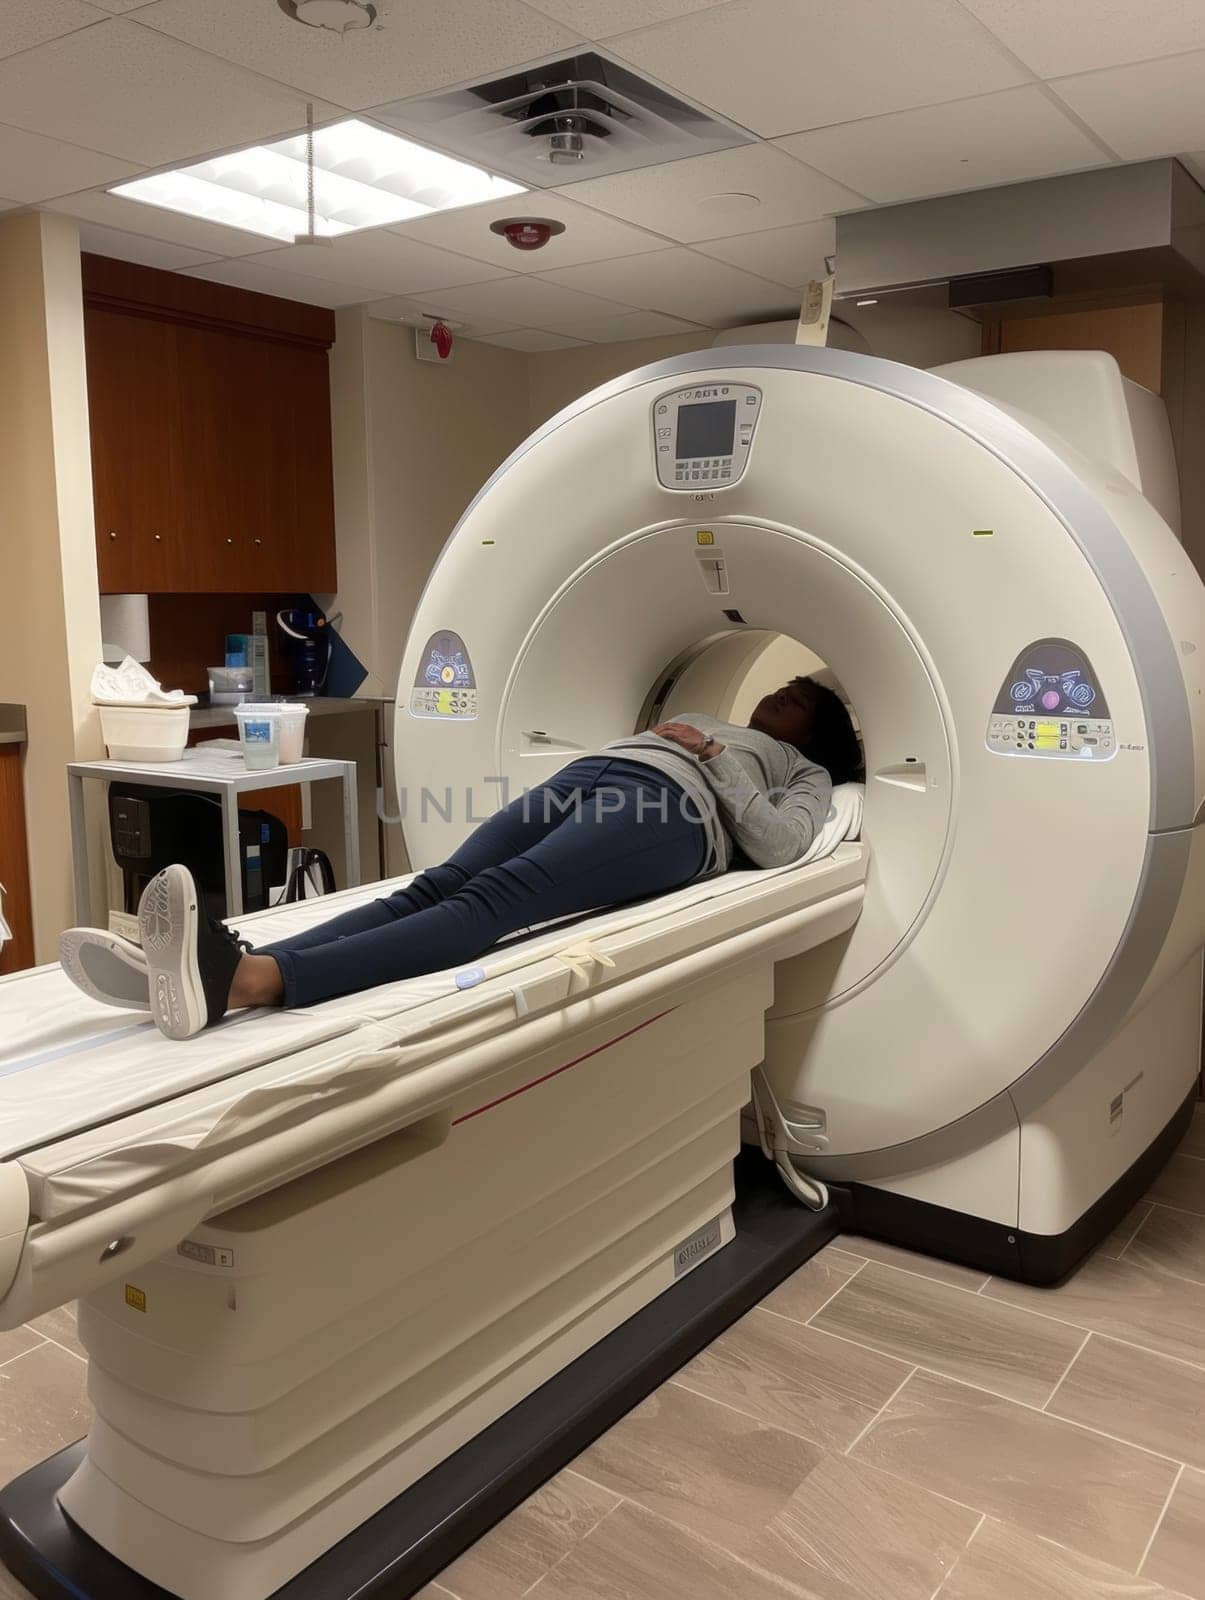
190, 696, 379, 731
0, 705, 27, 747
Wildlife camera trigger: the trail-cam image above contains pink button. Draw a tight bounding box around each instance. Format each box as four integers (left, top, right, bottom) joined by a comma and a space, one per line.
1042, 690, 1061, 710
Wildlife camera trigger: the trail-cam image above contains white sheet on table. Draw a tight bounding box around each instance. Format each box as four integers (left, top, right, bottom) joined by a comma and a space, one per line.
800, 782, 864, 865
1, 813, 866, 1161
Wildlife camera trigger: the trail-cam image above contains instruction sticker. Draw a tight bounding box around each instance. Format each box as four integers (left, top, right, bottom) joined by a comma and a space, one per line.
125, 1284, 147, 1313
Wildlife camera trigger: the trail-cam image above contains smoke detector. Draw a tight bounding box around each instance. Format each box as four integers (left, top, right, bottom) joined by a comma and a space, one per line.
278, 0, 377, 33
373, 51, 752, 186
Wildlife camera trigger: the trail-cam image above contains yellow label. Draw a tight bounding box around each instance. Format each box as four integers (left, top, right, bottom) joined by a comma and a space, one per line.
125, 1284, 147, 1313
695, 530, 715, 545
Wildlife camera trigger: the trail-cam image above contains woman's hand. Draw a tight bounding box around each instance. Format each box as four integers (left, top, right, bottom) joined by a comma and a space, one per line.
652, 722, 725, 760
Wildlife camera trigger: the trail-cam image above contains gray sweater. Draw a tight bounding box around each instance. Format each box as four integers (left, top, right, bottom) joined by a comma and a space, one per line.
602, 713, 832, 877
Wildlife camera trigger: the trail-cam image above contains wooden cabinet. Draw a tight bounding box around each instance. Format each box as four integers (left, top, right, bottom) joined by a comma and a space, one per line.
981, 297, 1166, 394
84, 256, 337, 596
0, 744, 34, 975
86, 308, 185, 593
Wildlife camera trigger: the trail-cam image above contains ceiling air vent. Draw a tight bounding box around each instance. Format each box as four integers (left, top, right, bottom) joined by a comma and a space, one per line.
373, 52, 752, 187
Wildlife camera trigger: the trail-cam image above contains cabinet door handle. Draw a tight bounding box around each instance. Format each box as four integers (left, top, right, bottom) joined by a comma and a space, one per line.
225, 538, 234, 545
108, 530, 118, 540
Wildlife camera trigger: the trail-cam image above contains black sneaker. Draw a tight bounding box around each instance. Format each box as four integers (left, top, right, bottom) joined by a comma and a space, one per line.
138, 865, 247, 1040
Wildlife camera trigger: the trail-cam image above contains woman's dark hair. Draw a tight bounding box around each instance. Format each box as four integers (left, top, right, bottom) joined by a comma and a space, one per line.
793, 677, 864, 784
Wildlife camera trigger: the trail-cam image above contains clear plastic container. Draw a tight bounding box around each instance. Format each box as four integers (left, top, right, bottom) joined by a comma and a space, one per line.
208, 665, 254, 705
237, 701, 308, 765
234, 706, 280, 772
98, 704, 190, 763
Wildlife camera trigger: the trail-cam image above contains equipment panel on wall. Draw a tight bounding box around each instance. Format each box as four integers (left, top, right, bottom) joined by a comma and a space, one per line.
653, 383, 761, 489
986, 637, 1115, 759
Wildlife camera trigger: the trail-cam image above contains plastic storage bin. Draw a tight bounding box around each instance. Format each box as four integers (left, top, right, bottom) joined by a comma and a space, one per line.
98, 704, 190, 763
208, 666, 255, 705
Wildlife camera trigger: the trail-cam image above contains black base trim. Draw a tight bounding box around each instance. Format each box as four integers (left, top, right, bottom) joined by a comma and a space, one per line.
832, 1086, 1198, 1286
0, 1150, 837, 1600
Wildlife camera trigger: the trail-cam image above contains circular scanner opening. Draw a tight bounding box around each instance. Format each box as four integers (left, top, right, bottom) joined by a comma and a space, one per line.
638, 630, 863, 778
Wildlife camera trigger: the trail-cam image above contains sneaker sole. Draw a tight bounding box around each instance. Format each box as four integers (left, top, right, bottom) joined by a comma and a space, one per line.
59, 929, 151, 1012
139, 867, 207, 1041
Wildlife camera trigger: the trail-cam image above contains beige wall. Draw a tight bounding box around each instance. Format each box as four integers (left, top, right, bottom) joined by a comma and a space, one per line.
330, 311, 530, 698
0, 211, 103, 958
526, 331, 704, 429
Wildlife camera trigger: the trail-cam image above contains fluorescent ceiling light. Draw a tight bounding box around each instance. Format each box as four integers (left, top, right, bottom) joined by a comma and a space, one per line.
110, 119, 525, 244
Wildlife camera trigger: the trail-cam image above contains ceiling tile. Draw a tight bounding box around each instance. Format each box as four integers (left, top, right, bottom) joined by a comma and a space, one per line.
777, 87, 1110, 205
1051, 52, 1205, 159
0, 18, 339, 164
0, 125, 141, 203
136, 0, 581, 111
0, 0, 105, 61
693, 219, 834, 287
605, 0, 1027, 138
558, 144, 865, 243
241, 230, 509, 295
86, 0, 153, 10
960, 0, 1205, 78
523, 0, 725, 32
539, 248, 797, 326
417, 274, 635, 335
480, 328, 591, 350
557, 307, 706, 340
390, 190, 668, 273
42, 186, 273, 256
180, 256, 380, 307
74, 220, 218, 270
363, 293, 523, 338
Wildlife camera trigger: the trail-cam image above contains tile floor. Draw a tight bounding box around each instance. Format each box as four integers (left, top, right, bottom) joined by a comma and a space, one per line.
1, 1105, 1203, 1600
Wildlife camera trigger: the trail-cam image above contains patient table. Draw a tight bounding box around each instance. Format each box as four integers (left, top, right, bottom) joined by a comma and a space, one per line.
1, 848, 867, 1600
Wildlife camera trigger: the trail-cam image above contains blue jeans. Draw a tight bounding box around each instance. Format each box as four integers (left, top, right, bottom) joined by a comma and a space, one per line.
261, 758, 707, 1007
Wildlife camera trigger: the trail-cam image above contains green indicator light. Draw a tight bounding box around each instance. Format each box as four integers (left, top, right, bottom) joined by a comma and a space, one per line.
481, 539, 496, 545
972, 528, 994, 537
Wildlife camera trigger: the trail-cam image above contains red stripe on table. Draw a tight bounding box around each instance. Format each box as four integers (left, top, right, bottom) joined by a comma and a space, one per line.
452, 1007, 679, 1126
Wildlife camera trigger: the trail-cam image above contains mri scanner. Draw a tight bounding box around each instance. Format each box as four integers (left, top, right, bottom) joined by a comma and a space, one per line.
1, 345, 1203, 1600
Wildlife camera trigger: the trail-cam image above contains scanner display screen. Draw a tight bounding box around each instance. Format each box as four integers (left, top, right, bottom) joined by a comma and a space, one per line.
676, 400, 736, 460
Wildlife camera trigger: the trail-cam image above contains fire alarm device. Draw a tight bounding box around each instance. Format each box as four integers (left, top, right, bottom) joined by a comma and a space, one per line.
489, 218, 567, 252
415, 320, 455, 364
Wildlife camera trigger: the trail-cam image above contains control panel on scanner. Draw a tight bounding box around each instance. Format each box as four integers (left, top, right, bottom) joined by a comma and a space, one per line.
410, 629, 478, 720
653, 384, 762, 489
986, 637, 1114, 759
